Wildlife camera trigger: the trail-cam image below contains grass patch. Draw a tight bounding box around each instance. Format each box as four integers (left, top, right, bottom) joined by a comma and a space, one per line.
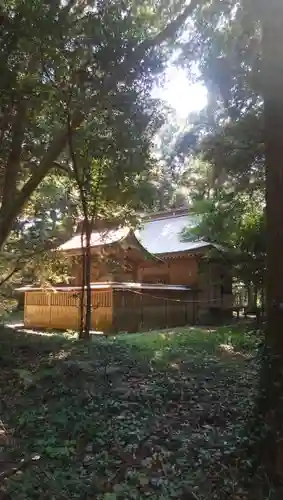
0, 324, 259, 499
116, 324, 258, 360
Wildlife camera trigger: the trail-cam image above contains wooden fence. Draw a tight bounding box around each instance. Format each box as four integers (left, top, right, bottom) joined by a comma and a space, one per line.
24, 289, 113, 332
112, 288, 196, 332
23, 285, 197, 333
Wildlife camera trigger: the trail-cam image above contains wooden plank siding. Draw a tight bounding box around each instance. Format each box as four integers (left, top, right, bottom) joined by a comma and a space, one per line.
168, 258, 198, 286
70, 246, 143, 285
24, 287, 196, 333
24, 290, 113, 332
112, 288, 196, 333
91, 290, 113, 332
24, 291, 51, 329
20, 210, 234, 333
23, 257, 233, 332
137, 256, 198, 286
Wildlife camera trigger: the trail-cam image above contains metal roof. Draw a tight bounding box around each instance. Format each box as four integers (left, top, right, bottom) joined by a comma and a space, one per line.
59, 227, 129, 251
136, 213, 210, 255
58, 213, 211, 255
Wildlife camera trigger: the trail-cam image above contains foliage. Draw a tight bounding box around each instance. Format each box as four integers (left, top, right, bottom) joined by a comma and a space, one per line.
0, 0, 195, 249
150, 111, 215, 210
149, 111, 186, 210
183, 190, 266, 295
179, 0, 261, 118
0, 324, 258, 499
165, 0, 264, 194
199, 111, 264, 191
152, 1, 265, 304
166, 0, 283, 490
0, 172, 79, 314
0, 0, 203, 314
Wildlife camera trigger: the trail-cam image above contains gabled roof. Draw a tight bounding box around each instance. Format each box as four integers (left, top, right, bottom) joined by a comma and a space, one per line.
137, 213, 210, 255
58, 210, 211, 256
58, 227, 159, 260
59, 227, 128, 251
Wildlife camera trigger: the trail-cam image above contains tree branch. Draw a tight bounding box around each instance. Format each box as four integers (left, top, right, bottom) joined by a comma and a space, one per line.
66, 110, 88, 215
0, 103, 13, 149
61, 0, 76, 16
52, 161, 73, 176
0, 454, 40, 482
0, 1, 200, 249
0, 234, 69, 288
140, 0, 200, 51
1, 99, 27, 210
0, 112, 82, 248
0, 261, 22, 287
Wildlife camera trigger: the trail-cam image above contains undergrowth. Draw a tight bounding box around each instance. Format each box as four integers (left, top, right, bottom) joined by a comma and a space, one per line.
0, 325, 260, 499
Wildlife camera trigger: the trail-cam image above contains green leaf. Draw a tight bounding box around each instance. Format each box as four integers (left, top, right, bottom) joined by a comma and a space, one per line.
103, 494, 117, 500
138, 473, 149, 486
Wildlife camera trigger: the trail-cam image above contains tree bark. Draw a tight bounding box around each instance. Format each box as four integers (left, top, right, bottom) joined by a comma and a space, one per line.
0, 2, 198, 250
247, 283, 255, 311
78, 219, 92, 341
79, 226, 86, 340
83, 217, 92, 340
2, 100, 26, 207
256, 0, 283, 479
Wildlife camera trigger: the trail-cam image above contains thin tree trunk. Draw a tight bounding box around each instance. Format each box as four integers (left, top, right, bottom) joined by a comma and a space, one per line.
252, 285, 258, 311
261, 287, 265, 316
247, 283, 253, 310
255, 0, 283, 479
79, 224, 86, 339
78, 217, 91, 340
84, 217, 92, 339
0, 3, 197, 251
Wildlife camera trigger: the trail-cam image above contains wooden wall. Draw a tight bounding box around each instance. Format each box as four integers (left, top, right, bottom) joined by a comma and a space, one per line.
24, 290, 113, 332
69, 248, 201, 290
24, 287, 196, 333
25, 247, 234, 332
112, 288, 196, 333
137, 261, 170, 284
168, 258, 198, 286
137, 256, 198, 286
71, 256, 115, 284
65, 241, 233, 324
70, 247, 140, 285
67, 252, 233, 324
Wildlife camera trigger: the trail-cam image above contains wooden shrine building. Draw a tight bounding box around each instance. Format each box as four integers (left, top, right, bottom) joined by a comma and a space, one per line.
19, 209, 233, 333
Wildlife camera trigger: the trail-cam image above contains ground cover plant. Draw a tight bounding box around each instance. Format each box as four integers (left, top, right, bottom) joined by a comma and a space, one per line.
0, 325, 259, 499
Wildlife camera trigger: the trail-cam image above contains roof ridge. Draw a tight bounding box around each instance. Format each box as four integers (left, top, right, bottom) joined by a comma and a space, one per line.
142, 208, 190, 222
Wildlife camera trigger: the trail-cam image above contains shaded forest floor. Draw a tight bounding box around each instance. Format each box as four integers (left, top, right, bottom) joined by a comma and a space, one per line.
0, 325, 262, 499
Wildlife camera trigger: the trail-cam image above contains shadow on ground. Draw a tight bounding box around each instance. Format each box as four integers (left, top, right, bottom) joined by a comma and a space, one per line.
0, 325, 260, 500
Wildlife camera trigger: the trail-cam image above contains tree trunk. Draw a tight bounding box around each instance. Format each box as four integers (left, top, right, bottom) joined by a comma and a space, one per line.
256, 0, 283, 479
260, 287, 265, 318
78, 217, 91, 341
247, 283, 257, 311
0, 2, 199, 251
79, 225, 86, 340
253, 285, 258, 311
84, 218, 92, 339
